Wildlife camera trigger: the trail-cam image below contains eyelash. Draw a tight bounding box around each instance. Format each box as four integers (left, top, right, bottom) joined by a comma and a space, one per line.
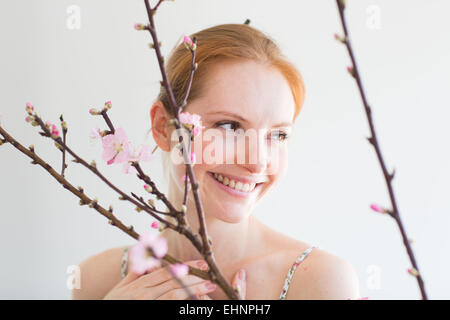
213, 120, 290, 142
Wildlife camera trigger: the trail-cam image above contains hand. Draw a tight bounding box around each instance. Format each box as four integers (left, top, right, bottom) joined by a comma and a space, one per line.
198, 268, 247, 300
103, 260, 217, 300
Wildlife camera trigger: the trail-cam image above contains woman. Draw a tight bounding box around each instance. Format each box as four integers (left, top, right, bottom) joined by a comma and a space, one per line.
73, 23, 360, 300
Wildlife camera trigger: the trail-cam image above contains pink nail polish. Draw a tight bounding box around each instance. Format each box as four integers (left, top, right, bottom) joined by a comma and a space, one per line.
239, 269, 246, 281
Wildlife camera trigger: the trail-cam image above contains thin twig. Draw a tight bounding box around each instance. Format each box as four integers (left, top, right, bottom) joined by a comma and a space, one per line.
33, 113, 178, 231
0, 124, 210, 281
100, 110, 180, 215
335, 0, 427, 299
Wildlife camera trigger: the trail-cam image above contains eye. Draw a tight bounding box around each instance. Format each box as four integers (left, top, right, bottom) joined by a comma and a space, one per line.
270, 131, 290, 142
214, 120, 241, 132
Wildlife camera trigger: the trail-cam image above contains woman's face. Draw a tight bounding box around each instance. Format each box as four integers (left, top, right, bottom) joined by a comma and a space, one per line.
168, 59, 296, 223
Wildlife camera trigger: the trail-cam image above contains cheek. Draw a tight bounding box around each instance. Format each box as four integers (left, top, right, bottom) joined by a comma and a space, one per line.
266, 143, 289, 177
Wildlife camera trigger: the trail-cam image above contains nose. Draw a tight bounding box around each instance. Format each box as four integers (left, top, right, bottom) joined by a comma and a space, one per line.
240, 130, 272, 174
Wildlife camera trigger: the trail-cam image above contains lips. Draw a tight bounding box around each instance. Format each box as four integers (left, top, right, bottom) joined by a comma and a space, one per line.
207, 171, 263, 198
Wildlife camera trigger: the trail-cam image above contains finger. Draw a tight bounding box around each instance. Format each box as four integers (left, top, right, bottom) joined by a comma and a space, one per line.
198, 294, 213, 300
120, 262, 162, 287
231, 268, 247, 299
135, 259, 208, 288
149, 274, 210, 299
156, 280, 217, 300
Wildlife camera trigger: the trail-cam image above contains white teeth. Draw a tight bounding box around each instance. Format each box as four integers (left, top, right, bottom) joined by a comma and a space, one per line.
211, 172, 258, 193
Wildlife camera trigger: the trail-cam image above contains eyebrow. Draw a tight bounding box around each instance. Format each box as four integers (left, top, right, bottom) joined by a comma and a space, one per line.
206, 111, 292, 128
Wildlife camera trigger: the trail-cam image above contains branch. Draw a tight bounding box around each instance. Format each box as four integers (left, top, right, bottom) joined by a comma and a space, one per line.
142, 0, 240, 299
335, 0, 428, 300
0, 124, 210, 284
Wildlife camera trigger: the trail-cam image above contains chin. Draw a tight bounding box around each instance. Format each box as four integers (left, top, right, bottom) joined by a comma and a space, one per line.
205, 201, 252, 224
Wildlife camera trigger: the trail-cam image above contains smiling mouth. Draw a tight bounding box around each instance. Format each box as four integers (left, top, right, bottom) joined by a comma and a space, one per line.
207, 171, 264, 197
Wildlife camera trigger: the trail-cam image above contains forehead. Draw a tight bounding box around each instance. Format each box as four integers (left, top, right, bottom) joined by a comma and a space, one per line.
191, 59, 295, 125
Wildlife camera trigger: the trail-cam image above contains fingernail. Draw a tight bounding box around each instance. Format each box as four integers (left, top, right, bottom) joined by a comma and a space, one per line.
196, 260, 208, 270
204, 281, 216, 290
239, 269, 246, 281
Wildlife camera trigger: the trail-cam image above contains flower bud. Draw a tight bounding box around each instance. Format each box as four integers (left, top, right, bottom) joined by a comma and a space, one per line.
54, 141, 63, 150
134, 23, 146, 30
135, 206, 143, 213
25, 102, 34, 114
51, 124, 60, 139
88, 198, 98, 208
147, 199, 155, 208
104, 101, 112, 110
347, 66, 355, 78
370, 203, 390, 214
25, 115, 34, 123
181, 204, 187, 214
90, 160, 97, 168
151, 221, 159, 229
183, 35, 196, 51
407, 267, 419, 277
334, 33, 346, 43
89, 108, 100, 115
144, 184, 153, 193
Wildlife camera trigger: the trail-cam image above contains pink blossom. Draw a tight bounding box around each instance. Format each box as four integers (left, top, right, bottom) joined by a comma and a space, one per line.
152, 236, 168, 258
179, 112, 205, 137
50, 124, 60, 138
101, 128, 131, 165
170, 263, 189, 278
122, 144, 154, 174
128, 231, 169, 275
90, 127, 102, 140
151, 221, 159, 229
129, 242, 161, 275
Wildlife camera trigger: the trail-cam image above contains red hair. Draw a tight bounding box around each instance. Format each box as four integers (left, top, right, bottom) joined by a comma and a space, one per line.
156, 23, 305, 122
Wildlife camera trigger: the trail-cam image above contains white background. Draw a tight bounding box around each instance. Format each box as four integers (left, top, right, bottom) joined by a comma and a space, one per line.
0, 0, 449, 299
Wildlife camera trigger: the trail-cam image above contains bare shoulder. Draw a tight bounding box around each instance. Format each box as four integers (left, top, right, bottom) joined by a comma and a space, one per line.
283, 245, 361, 300
255, 222, 359, 300
71, 246, 128, 300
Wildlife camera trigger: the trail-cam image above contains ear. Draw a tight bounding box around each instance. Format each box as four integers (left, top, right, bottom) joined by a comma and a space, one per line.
150, 101, 172, 152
